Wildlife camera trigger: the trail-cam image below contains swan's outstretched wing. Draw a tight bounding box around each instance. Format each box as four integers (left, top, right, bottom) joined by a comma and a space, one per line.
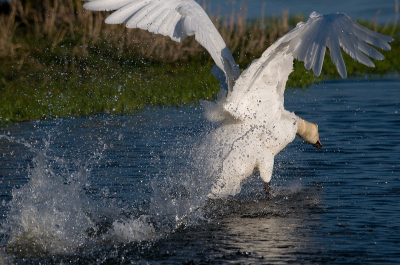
225, 12, 393, 124
282, 12, 393, 78
83, 0, 240, 90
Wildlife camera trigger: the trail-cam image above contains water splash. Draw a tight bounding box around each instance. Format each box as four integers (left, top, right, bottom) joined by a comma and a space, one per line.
0, 133, 106, 255
0, 114, 216, 256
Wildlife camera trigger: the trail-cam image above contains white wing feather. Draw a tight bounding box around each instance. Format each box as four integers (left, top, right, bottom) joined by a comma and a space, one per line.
224, 12, 393, 124
83, 0, 240, 90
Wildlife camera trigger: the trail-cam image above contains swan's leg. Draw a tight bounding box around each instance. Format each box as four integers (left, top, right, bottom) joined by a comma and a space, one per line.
259, 153, 275, 196
264, 182, 272, 194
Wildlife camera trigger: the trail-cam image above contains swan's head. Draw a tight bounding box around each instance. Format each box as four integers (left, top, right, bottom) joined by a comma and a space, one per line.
295, 116, 322, 149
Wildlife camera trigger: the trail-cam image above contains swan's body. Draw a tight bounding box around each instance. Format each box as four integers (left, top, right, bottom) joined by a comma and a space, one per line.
84, 0, 393, 197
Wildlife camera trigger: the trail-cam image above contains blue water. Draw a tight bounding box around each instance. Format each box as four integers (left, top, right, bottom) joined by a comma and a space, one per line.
0, 79, 399, 264
207, 0, 397, 24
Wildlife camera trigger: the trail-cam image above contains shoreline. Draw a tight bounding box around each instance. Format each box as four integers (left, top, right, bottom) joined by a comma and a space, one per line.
0, 0, 399, 123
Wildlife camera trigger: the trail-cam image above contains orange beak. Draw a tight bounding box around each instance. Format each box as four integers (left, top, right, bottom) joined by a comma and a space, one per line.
313, 139, 322, 149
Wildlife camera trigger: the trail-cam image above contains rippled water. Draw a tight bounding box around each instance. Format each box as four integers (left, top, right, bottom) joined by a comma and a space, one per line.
0, 79, 399, 264
209, 0, 397, 24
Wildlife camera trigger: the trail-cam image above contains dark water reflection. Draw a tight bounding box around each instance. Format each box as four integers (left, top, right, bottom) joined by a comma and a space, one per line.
0, 79, 399, 264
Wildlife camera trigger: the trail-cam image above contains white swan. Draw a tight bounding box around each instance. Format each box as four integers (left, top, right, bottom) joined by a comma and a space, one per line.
83, 0, 393, 197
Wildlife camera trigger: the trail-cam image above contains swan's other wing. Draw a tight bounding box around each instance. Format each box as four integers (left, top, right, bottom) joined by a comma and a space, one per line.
83, 0, 240, 90
282, 12, 393, 78
224, 12, 393, 124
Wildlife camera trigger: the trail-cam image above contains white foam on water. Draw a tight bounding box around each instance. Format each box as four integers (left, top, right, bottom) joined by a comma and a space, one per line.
110, 215, 157, 243
0, 126, 215, 256
1, 135, 102, 255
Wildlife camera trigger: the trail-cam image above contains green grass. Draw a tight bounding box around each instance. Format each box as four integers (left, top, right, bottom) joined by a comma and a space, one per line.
1, 58, 220, 122
0, 0, 399, 123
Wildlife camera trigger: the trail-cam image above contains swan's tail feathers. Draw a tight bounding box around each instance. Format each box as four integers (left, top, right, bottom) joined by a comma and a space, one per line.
200, 89, 232, 123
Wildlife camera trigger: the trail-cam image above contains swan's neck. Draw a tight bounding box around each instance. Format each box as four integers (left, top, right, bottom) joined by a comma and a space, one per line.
296, 116, 319, 145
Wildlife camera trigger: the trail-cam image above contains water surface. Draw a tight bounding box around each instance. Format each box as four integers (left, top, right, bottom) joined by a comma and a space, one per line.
209, 0, 397, 24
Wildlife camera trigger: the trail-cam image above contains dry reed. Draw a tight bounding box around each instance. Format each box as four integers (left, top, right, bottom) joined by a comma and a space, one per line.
0, 2, 20, 58
0, 0, 295, 65
1, 0, 398, 66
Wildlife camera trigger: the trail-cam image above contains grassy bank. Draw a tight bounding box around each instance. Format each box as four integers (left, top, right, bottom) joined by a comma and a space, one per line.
0, 0, 399, 123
